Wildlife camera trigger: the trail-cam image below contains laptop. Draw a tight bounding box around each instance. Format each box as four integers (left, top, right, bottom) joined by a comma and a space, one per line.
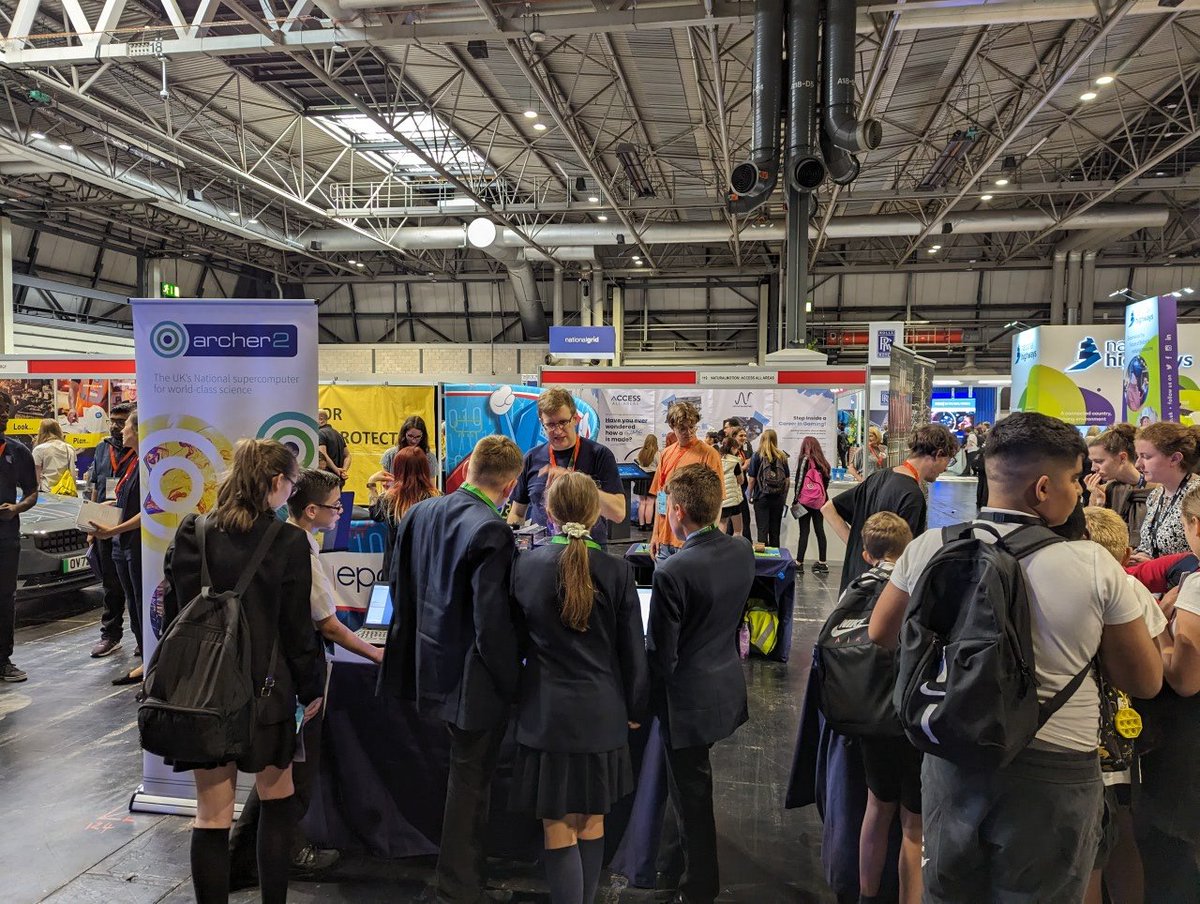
356, 584, 394, 647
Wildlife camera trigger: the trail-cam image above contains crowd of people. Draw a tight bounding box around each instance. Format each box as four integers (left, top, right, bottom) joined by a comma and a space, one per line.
6, 381, 1200, 904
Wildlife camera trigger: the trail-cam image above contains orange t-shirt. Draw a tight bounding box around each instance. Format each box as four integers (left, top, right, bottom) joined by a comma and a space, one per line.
649, 440, 724, 549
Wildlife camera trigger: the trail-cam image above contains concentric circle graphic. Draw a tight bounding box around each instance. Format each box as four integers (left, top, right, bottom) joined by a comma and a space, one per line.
150, 321, 189, 358
139, 413, 235, 552
257, 411, 319, 468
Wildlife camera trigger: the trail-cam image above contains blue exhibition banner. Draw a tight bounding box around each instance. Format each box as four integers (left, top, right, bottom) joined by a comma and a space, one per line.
1124, 295, 1180, 424
549, 325, 616, 359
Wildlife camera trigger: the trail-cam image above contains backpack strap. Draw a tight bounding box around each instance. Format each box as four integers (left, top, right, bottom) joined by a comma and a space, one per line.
996, 523, 1064, 560
1036, 660, 1094, 729
234, 517, 284, 597
197, 513, 212, 593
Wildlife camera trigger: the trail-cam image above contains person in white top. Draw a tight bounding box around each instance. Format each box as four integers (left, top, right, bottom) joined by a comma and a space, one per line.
868, 411, 1162, 904
228, 468, 381, 887
31, 418, 76, 494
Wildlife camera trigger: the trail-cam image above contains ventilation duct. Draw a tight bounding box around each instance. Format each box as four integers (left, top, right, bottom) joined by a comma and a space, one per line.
822, 0, 881, 156
786, 0, 827, 192
821, 130, 861, 186
728, 0, 786, 213
467, 218, 549, 340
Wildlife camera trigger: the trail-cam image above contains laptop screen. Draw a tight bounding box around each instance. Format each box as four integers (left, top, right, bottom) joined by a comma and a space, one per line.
365, 584, 393, 627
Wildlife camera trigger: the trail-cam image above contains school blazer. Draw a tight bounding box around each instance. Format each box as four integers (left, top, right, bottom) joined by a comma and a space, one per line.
511, 544, 649, 753
647, 529, 756, 749
162, 513, 325, 725
379, 487, 519, 731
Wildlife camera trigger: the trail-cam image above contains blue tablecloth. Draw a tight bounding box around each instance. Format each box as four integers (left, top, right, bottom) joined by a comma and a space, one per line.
624, 543, 797, 662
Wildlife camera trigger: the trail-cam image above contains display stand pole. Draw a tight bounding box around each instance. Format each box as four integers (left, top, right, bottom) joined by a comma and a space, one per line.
784, 186, 809, 349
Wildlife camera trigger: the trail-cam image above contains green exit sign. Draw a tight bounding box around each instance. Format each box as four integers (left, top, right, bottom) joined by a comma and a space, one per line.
159, 282, 180, 298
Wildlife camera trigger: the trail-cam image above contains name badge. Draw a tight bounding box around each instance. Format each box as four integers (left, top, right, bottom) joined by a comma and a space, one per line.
105, 479, 118, 499
656, 490, 668, 516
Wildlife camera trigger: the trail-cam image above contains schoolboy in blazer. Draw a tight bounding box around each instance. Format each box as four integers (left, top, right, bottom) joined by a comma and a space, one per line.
379, 435, 524, 904
647, 463, 755, 904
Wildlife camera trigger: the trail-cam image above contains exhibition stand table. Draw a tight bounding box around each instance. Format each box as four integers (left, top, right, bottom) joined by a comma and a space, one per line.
623, 543, 797, 662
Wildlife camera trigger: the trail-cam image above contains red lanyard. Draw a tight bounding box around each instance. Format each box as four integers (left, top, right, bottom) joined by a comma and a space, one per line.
549, 435, 580, 471
110, 446, 134, 475
0, 441, 6, 459
115, 455, 138, 496
900, 461, 920, 482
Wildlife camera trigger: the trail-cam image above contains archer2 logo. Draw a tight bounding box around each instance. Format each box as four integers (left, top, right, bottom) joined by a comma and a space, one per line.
150, 321, 298, 358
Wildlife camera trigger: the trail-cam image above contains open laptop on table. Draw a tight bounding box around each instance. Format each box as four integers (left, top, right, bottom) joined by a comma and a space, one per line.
356, 584, 393, 646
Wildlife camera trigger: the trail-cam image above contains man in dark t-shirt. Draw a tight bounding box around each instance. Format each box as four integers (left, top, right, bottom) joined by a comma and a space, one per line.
822, 424, 957, 591
317, 409, 350, 483
0, 390, 38, 682
507, 387, 624, 543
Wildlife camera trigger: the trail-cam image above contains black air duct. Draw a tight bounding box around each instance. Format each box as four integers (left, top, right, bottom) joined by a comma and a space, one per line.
785, 0, 826, 192
727, 0, 785, 214
821, 129, 860, 185
822, 0, 882, 153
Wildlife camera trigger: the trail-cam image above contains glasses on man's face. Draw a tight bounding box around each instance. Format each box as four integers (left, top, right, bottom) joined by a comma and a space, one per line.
314, 501, 344, 513
541, 416, 574, 433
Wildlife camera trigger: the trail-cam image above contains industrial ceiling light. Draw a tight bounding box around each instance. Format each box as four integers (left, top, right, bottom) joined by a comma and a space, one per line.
927, 248, 939, 254
980, 194, 993, 201
30, 130, 44, 139
347, 259, 357, 265
588, 195, 600, 203
248, 217, 259, 224
597, 214, 608, 222
617, 142, 655, 198
528, 29, 547, 43
57, 142, 71, 150
1095, 74, 1115, 85
533, 122, 547, 131
931, 244, 942, 251
356, 262, 365, 268
523, 109, 538, 119
994, 177, 1009, 186
1184, 287, 1195, 293
1080, 91, 1098, 101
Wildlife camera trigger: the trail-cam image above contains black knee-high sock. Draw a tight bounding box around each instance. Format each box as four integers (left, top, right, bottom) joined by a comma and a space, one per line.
191, 826, 231, 904
258, 796, 296, 904
578, 836, 605, 903
544, 844, 584, 904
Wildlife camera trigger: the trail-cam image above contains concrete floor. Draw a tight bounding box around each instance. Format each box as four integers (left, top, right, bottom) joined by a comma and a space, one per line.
0, 480, 978, 904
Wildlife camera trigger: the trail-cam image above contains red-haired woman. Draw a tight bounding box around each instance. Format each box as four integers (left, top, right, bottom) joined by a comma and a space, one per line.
370, 445, 440, 576
792, 436, 831, 574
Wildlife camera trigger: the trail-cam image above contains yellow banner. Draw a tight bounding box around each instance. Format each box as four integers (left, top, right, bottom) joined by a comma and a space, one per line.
317, 384, 437, 504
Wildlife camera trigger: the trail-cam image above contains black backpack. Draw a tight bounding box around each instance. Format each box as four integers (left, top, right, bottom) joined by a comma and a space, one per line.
815, 566, 902, 738
138, 516, 282, 763
894, 522, 1093, 770
757, 456, 788, 495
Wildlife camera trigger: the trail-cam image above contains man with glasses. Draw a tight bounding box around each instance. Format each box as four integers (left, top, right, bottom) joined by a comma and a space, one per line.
649, 402, 723, 563
229, 468, 382, 890
507, 387, 624, 543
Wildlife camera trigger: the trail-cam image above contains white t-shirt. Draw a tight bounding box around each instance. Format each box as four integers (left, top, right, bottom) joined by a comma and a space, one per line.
33, 439, 76, 493
889, 509, 1145, 752
1127, 575, 1168, 638
294, 524, 337, 624
1173, 572, 1200, 619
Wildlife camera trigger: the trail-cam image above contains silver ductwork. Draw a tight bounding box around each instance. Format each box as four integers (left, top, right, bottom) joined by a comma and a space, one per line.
822, 0, 883, 154
1049, 250, 1067, 324
728, 0, 786, 212
786, 0, 827, 192
467, 219, 549, 340
300, 204, 1170, 250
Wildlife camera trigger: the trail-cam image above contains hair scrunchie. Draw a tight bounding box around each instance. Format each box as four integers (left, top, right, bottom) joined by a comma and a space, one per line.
561, 522, 592, 540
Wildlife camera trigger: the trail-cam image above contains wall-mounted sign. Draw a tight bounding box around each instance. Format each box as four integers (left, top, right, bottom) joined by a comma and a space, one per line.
869, 321, 902, 367
549, 326, 615, 359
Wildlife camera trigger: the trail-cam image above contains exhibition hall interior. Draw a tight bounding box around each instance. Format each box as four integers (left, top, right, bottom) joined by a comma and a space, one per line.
1, 0, 1200, 902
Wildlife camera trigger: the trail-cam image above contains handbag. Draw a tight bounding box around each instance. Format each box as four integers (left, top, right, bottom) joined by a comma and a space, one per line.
50, 468, 78, 497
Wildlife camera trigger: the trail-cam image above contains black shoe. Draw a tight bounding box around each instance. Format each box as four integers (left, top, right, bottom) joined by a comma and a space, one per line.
290, 844, 339, 878
655, 871, 680, 891
812, 561, 829, 574
1, 662, 27, 682
796, 562, 804, 574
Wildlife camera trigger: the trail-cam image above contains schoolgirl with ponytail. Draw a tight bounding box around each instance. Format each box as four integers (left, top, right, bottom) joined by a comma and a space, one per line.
509, 471, 648, 904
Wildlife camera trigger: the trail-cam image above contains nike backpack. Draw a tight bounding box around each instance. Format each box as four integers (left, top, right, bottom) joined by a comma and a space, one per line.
894, 522, 1092, 769
139, 516, 282, 763
815, 566, 901, 737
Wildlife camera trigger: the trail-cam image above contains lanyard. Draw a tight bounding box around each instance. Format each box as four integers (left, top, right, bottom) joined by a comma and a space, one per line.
899, 461, 920, 482
0, 440, 6, 460
1147, 474, 1192, 556
110, 445, 134, 475
115, 454, 139, 496
549, 435, 580, 472
460, 482, 499, 515
977, 510, 1044, 526
687, 524, 717, 541
550, 535, 602, 551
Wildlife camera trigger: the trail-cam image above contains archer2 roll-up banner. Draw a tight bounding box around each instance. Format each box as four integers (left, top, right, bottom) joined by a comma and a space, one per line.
131, 298, 319, 813
1124, 295, 1180, 424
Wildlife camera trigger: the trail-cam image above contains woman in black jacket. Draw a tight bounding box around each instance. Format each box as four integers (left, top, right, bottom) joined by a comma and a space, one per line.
510, 471, 649, 904
161, 439, 325, 904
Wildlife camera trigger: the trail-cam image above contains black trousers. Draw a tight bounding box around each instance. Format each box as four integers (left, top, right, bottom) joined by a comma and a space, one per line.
753, 494, 786, 548
111, 541, 143, 655
0, 538, 18, 664
96, 537, 126, 642
795, 505, 827, 562
438, 722, 506, 903
723, 495, 752, 540
229, 708, 325, 872
662, 742, 719, 904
